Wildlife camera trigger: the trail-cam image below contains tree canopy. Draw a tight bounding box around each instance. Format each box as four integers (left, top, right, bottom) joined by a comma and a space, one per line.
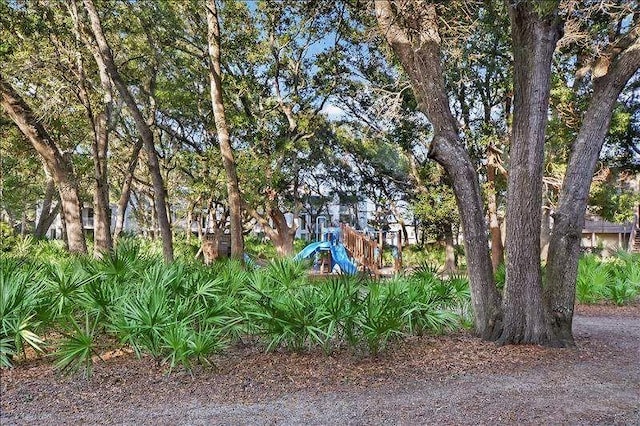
1, 0, 639, 347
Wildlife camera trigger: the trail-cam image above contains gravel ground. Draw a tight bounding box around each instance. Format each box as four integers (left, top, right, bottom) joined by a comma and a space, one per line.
1, 304, 639, 425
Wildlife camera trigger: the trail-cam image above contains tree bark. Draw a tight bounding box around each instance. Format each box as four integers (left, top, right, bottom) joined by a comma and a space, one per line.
247, 206, 297, 256
78, 57, 113, 255
499, 2, 562, 345
34, 171, 57, 238
375, 0, 502, 339
269, 209, 297, 257
0, 74, 87, 254
113, 139, 143, 243
83, 0, 174, 261
444, 223, 456, 274
486, 153, 504, 272
206, 0, 245, 260
35, 203, 60, 239
544, 34, 640, 346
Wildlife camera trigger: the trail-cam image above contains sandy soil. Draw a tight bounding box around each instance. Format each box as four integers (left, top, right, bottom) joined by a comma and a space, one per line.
1, 303, 639, 425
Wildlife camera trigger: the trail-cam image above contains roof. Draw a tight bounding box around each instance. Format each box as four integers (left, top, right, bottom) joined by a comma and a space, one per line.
582, 219, 633, 234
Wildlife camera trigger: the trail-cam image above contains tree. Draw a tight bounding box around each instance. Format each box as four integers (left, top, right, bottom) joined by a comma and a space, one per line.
374, 0, 502, 339
67, 0, 113, 255
499, 1, 563, 345
0, 75, 87, 254
82, 0, 174, 261
544, 3, 640, 345
205, 0, 244, 260
373, 0, 639, 346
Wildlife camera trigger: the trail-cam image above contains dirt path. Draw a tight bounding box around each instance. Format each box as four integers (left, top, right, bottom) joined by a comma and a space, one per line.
2, 306, 639, 425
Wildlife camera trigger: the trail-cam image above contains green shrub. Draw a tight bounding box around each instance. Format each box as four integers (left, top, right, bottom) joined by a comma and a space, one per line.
1, 237, 477, 371
249, 285, 329, 352
54, 314, 98, 378
576, 254, 610, 304
0, 258, 46, 367
0, 222, 17, 252
359, 282, 406, 355
576, 252, 640, 305
605, 278, 637, 306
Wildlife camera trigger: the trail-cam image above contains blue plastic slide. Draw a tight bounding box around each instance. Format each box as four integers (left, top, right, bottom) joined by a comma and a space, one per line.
293, 241, 331, 261
329, 243, 358, 275
294, 241, 357, 275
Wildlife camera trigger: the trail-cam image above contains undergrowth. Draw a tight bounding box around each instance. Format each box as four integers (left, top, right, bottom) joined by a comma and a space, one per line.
3, 237, 636, 376
0, 237, 470, 375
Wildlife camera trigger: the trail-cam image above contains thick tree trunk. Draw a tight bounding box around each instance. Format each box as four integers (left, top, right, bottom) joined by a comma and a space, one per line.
269, 209, 296, 257
206, 0, 245, 260
375, 1, 502, 339
0, 74, 87, 254
499, 3, 561, 345
247, 206, 296, 257
83, 0, 173, 262
545, 36, 640, 346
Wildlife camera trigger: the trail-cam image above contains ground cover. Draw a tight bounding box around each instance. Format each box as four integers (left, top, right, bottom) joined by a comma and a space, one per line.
1, 303, 638, 424
1, 239, 639, 424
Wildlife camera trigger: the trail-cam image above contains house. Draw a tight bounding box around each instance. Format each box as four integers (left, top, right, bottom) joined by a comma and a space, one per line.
38, 204, 138, 240
581, 209, 639, 255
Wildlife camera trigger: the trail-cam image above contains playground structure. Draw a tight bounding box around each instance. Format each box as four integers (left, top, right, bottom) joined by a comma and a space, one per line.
293, 227, 358, 275
341, 224, 382, 276
196, 233, 231, 264
294, 224, 402, 277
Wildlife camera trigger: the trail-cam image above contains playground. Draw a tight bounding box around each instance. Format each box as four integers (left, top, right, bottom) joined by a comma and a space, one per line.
293, 224, 404, 277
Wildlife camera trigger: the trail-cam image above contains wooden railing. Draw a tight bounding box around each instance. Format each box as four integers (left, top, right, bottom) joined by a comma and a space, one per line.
630, 208, 639, 252
341, 224, 381, 277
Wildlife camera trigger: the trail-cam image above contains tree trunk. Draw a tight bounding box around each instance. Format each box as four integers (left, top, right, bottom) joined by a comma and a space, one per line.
83, 0, 173, 262
92, 116, 112, 258
247, 205, 296, 257
0, 74, 87, 254
206, 0, 245, 260
444, 223, 456, 274
375, 1, 502, 339
113, 139, 143, 243
34, 172, 57, 238
499, 3, 561, 345
545, 35, 640, 346
486, 159, 504, 272
60, 209, 69, 249
71, 2, 113, 256
35, 203, 60, 239
90, 62, 113, 256
269, 209, 296, 256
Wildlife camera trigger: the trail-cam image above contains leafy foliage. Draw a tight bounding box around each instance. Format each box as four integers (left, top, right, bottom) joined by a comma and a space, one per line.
2, 238, 636, 374
576, 253, 640, 305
